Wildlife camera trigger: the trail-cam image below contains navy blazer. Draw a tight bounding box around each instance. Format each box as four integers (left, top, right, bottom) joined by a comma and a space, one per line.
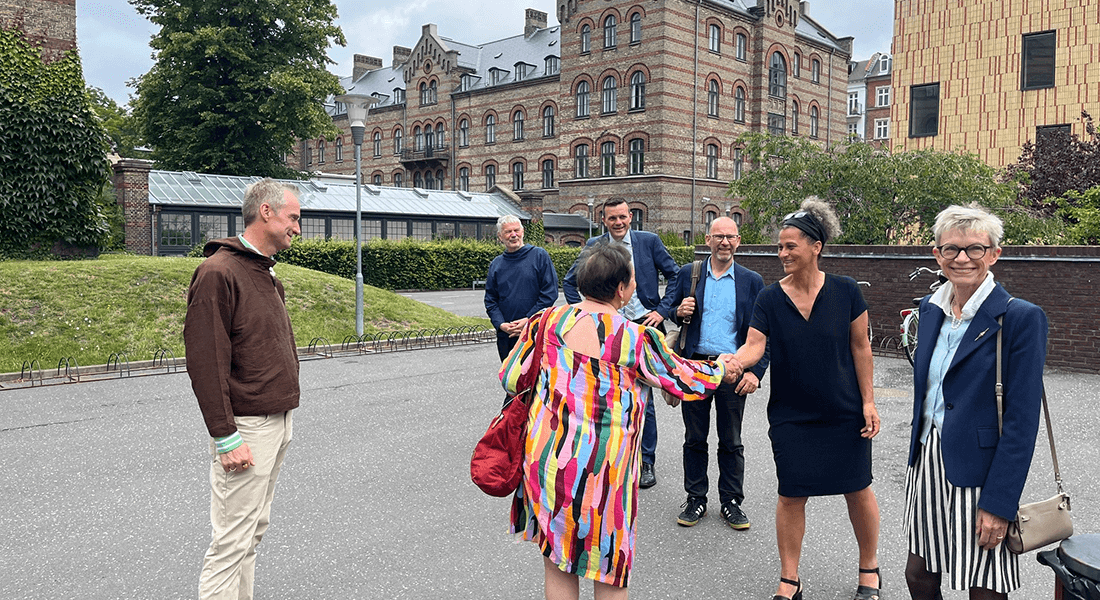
907, 284, 1048, 521
563, 230, 681, 317
665, 261, 770, 381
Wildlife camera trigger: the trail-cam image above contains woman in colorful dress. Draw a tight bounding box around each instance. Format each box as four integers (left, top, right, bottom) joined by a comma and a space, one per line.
733, 198, 882, 600
501, 242, 741, 599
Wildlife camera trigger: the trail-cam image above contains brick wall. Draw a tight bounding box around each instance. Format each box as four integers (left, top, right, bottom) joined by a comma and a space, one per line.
0, 0, 76, 63
724, 244, 1100, 373
112, 159, 155, 255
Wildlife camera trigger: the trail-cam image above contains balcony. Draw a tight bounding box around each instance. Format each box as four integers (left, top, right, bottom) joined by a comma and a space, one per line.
847, 102, 863, 117
400, 144, 451, 166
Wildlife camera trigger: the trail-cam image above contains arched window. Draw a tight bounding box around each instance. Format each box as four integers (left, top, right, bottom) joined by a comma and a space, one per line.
485, 114, 496, 144
372, 132, 381, 157
709, 24, 721, 53
393, 128, 402, 154
394, 171, 403, 187
735, 33, 747, 60
734, 86, 745, 122
485, 164, 496, 190
769, 52, 787, 98
335, 137, 343, 161
630, 72, 646, 110
705, 210, 717, 228
791, 101, 800, 134
708, 80, 720, 117
603, 15, 617, 49
580, 24, 591, 53
811, 58, 821, 83
575, 144, 589, 178
733, 147, 743, 180
543, 106, 556, 137
630, 12, 642, 43
512, 162, 524, 190
424, 126, 434, 150
793, 52, 802, 77
459, 167, 469, 191
576, 81, 590, 117
513, 110, 525, 140
629, 138, 644, 174
429, 80, 437, 104
458, 119, 469, 147
436, 169, 444, 186
414, 171, 424, 188
419, 82, 428, 105
425, 170, 435, 190
414, 126, 423, 151
373, 174, 382, 186
545, 56, 560, 75
601, 141, 616, 176
542, 159, 555, 188
601, 76, 617, 114
810, 106, 819, 137
706, 143, 719, 179
435, 123, 445, 148
318, 140, 326, 163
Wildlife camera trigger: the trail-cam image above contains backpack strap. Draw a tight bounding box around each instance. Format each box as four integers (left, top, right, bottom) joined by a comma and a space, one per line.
676, 260, 704, 352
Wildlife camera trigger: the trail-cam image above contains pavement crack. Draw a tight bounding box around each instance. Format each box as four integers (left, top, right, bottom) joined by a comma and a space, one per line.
1, 417, 97, 432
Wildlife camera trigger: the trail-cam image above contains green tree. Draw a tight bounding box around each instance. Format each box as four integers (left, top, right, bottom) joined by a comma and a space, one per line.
1056, 186, 1100, 244
728, 133, 1022, 244
86, 86, 148, 158
524, 218, 546, 247
0, 28, 112, 258
130, 0, 346, 178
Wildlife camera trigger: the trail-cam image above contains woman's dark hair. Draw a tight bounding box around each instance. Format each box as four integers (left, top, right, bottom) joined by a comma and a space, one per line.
576, 241, 632, 302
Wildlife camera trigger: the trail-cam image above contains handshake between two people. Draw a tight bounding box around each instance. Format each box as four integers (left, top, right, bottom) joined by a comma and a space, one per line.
717, 353, 744, 384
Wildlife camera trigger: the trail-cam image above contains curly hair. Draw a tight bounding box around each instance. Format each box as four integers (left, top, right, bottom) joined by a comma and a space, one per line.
797, 196, 842, 241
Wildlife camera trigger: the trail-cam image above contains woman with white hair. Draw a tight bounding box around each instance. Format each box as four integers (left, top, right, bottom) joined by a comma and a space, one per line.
903, 204, 1048, 599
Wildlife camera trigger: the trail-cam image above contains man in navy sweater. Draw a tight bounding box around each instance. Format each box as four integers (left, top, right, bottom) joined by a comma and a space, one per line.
563, 199, 680, 488
484, 215, 559, 361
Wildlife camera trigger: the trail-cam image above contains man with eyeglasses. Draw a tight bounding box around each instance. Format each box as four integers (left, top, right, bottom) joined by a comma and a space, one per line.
563, 198, 681, 488
665, 216, 769, 530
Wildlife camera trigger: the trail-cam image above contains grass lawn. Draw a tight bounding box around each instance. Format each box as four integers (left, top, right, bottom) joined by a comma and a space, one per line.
0, 254, 488, 374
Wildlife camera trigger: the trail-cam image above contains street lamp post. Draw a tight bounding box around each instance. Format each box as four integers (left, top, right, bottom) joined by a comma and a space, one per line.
587, 196, 594, 239
335, 93, 379, 337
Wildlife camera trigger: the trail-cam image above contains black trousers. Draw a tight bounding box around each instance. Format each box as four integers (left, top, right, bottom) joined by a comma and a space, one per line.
682, 353, 746, 505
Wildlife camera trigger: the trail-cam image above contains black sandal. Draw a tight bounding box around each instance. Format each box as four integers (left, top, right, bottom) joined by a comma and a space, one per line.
773, 576, 803, 600
853, 567, 881, 600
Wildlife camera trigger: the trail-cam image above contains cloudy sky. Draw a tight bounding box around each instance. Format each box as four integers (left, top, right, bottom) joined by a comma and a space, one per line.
78, 0, 895, 106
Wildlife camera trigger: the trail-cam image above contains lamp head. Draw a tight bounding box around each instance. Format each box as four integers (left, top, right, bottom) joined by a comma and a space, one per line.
334, 93, 379, 129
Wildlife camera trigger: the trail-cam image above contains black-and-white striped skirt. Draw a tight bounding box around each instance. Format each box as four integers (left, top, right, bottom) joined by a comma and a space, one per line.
903, 427, 1021, 593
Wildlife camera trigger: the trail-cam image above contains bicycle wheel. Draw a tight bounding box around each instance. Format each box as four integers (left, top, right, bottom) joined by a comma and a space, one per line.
901, 311, 919, 366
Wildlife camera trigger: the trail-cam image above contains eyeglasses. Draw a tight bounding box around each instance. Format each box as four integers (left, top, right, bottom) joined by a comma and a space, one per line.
783, 210, 808, 221
709, 234, 741, 242
937, 244, 992, 260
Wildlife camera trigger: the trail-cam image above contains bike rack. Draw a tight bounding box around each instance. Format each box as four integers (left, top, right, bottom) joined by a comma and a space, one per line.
106, 352, 131, 378
56, 357, 80, 382
152, 348, 179, 374
19, 359, 44, 387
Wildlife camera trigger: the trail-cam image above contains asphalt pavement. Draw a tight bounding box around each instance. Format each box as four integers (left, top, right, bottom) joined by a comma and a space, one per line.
1, 289, 1096, 599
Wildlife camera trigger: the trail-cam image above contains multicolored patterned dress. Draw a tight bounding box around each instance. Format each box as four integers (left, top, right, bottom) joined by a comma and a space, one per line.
500, 306, 725, 587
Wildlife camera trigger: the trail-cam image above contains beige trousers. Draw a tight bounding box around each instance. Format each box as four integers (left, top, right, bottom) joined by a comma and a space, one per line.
199, 411, 293, 600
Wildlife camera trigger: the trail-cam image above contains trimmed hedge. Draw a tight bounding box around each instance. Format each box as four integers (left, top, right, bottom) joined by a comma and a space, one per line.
273, 238, 699, 290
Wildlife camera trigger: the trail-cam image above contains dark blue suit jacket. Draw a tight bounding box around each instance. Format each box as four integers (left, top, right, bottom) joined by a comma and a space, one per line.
665, 261, 770, 380
907, 283, 1048, 520
563, 231, 680, 318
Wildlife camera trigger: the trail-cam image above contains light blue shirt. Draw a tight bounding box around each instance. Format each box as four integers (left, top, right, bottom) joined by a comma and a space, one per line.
616, 230, 647, 321
696, 259, 738, 355
919, 272, 998, 443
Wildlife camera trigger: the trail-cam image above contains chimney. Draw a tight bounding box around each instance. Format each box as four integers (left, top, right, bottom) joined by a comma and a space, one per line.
525, 8, 548, 37
352, 55, 383, 81
393, 45, 412, 66
800, 1, 809, 16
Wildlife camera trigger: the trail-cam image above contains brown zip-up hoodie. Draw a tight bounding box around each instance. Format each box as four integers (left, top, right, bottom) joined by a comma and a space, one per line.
184, 237, 300, 438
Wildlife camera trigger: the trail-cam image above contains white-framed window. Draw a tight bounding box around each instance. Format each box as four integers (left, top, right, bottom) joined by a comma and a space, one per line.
485, 115, 496, 144
458, 119, 468, 147
580, 24, 591, 53
393, 128, 402, 154
630, 72, 646, 110
515, 63, 528, 81
485, 164, 496, 190
393, 88, 405, 104
512, 162, 524, 190
810, 106, 819, 137
335, 137, 343, 162
458, 167, 469, 191
811, 58, 821, 83
601, 76, 617, 114
629, 138, 644, 174
543, 106, 555, 137
603, 15, 617, 49
793, 53, 801, 77
372, 132, 381, 157
545, 56, 560, 76
848, 122, 861, 138
709, 24, 721, 53
542, 159, 555, 188
630, 12, 642, 43
708, 80, 720, 117
706, 143, 718, 179
575, 144, 589, 178
876, 86, 891, 107
601, 141, 615, 176
849, 92, 860, 115
414, 126, 423, 151
769, 52, 787, 98
874, 118, 890, 139
734, 86, 745, 122
735, 33, 747, 61
576, 81, 590, 117
513, 110, 525, 141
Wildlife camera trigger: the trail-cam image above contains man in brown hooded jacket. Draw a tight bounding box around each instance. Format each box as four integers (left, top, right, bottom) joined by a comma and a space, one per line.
184, 178, 301, 600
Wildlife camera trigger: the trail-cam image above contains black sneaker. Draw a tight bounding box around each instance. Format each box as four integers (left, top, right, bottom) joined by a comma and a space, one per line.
639, 463, 656, 489
677, 496, 707, 527
720, 500, 750, 530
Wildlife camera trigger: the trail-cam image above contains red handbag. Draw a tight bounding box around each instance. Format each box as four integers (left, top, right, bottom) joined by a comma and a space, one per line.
470, 310, 551, 497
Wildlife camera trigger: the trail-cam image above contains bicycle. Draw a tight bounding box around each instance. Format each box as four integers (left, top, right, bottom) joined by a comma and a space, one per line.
899, 267, 947, 366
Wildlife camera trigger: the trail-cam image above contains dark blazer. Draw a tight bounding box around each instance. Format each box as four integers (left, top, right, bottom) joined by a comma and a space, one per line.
665, 260, 770, 380
563, 230, 681, 317
906, 283, 1048, 521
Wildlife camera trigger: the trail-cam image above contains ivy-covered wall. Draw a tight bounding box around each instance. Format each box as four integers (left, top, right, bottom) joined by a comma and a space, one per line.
0, 28, 111, 259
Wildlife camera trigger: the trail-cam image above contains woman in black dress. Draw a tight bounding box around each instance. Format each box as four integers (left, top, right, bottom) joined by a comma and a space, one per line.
734, 198, 882, 600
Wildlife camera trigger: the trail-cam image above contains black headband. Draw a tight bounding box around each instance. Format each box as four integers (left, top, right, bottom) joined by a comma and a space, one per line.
782, 210, 828, 244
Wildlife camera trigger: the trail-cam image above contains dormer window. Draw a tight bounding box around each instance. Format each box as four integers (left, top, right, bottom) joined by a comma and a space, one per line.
515, 62, 529, 81
460, 74, 474, 91
490, 68, 505, 85
393, 88, 405, 104
545, 56, 560, 76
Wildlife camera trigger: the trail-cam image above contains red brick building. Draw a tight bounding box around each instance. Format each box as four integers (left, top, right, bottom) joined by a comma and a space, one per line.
0, 0, 76, 63
294, 0, 852, 242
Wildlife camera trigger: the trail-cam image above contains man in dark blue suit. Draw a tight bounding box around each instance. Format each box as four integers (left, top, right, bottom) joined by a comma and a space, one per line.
665, 217, 769, 529
563, 199, 680, 488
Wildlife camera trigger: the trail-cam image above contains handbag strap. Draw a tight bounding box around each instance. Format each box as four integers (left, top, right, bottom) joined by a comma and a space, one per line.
996, 315, 1063, 494
677, 260, 704, 352
516, 309, 554, 395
